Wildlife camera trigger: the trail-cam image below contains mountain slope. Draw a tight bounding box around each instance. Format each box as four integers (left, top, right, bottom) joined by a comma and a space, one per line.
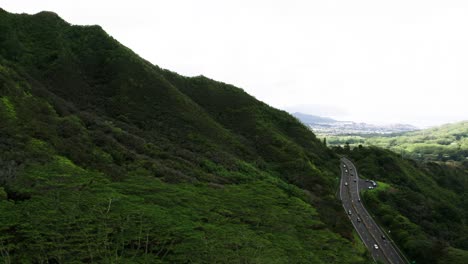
0, 9, 370, 263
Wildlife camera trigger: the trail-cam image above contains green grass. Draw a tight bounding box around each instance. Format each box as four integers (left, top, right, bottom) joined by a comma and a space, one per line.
0, 144, 370, 263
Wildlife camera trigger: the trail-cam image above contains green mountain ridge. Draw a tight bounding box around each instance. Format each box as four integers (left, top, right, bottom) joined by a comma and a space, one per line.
0, 9, 367, 263
0, 8, 466, 264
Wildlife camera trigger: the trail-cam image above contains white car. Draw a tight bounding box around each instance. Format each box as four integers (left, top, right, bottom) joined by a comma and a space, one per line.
345, 182, 348, 186
348, 210, 352, 215
374, 244, 379, 250
343, 165, 346, 168
368, 186, 374, 190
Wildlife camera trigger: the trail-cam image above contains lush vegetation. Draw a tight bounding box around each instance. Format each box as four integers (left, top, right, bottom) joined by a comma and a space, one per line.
324, 121, 468, 165
0, 9, 372, 263
335, 146, 468, 264
0, 8, 466, 264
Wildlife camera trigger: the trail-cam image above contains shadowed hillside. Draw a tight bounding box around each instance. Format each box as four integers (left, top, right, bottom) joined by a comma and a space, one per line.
0, 9, 369, 263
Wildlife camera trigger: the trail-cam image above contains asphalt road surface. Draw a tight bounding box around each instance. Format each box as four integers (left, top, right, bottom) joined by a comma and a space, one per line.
339, 157, 407, 264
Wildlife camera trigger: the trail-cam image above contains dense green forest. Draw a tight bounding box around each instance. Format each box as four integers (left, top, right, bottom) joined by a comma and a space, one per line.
325, 121, 468, 165
0, 8, 466, 264
335, 146, 468, 263
0, 9, 370, 263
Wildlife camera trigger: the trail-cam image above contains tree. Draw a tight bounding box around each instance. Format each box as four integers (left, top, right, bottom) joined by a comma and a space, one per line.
344, 142, 351, 152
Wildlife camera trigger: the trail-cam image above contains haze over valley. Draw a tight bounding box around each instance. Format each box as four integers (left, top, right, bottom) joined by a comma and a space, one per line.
292, 112, 420, 135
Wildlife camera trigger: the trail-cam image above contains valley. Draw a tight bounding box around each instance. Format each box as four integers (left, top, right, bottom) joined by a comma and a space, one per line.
0, 8, 466, 264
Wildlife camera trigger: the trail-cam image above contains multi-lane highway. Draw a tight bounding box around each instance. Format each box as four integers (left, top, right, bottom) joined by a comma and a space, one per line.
339, 157, 407, 264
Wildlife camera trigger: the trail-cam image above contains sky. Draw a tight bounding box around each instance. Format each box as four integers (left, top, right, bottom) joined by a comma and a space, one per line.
2, 0, 468, 127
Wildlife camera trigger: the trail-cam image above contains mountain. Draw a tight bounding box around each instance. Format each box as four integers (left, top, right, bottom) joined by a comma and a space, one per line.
0, 9, 369, 263
327, 121, 468, 164
292, 112, 337, 124
0, 8, 466, 264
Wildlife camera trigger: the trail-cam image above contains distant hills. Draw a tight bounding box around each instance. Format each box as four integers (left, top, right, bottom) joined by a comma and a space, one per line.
292, 112, 337, 124
328, 121, 468, 164
292, 112, 418, 135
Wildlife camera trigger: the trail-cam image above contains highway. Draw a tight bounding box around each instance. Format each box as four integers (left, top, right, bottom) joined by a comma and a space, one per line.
339, 157, 407, 264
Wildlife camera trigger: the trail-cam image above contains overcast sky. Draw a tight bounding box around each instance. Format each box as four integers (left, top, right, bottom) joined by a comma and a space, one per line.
2, 0, 468, 127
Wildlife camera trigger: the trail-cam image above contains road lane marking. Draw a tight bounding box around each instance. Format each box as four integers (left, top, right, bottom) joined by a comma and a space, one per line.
342, 158, 407, 264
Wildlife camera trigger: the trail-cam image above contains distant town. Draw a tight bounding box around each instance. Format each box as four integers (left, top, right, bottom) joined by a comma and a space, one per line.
292, 112, 418, 135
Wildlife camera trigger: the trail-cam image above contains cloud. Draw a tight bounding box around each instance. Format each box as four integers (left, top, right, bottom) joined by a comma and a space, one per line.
2, 0, 467, 127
